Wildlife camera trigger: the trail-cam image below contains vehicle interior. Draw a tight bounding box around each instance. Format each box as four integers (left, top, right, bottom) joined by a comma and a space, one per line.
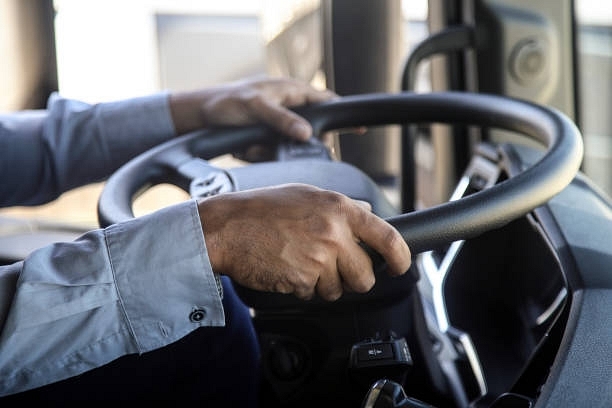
1, 1, 612, 407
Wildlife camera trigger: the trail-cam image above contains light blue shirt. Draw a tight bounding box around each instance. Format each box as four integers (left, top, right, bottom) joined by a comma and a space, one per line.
0, 93, 225, 396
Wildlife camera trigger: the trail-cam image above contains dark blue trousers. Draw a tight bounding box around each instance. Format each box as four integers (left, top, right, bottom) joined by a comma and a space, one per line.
2, 277, 261, 406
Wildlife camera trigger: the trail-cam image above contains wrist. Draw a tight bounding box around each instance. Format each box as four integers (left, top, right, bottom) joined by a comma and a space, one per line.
168, 90, 210, 135
197, 195, 229, 274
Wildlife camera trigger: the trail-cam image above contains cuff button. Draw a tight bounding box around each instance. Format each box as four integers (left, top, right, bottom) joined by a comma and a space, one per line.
189, 308, 206, 322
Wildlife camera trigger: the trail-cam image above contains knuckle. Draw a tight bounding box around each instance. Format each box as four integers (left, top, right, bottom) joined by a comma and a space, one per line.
316, 190, 354, 221
329, 190, 351, 209
309, 246, 331, 266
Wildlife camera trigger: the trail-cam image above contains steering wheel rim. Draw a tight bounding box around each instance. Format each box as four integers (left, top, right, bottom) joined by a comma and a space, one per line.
99, 91, 583, 254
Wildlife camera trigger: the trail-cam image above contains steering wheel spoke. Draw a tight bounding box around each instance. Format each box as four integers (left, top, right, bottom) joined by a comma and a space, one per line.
174, 158, 236, 199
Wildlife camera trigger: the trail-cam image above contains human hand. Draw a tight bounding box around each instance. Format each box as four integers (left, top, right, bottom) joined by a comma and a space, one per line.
198, 184, 412, 301
169, 76, 338, 140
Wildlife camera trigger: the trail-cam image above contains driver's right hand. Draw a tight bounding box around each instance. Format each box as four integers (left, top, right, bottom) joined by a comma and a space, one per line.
197, 183, 412, 301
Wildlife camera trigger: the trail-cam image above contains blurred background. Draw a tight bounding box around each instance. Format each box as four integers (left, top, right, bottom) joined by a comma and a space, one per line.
0, 0, 428, 228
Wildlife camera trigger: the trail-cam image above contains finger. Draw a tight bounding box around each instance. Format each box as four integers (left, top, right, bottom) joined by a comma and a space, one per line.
292, 272, 317, 300
336, 239, 375, 293
249, 79, 337, 140
315, 265, 344, 301
336, 126, 368, 135
349, 208, 412, 277
248, 96, 314, 141
280, 80, 339, 106
300, 87, 339, 105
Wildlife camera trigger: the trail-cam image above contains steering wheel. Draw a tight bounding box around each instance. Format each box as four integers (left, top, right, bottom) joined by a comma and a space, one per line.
98, 92, 583, 307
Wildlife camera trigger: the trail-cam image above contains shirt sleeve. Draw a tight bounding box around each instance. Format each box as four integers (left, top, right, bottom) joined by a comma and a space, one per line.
0, 199, 225, 396
0, 92, 177, 207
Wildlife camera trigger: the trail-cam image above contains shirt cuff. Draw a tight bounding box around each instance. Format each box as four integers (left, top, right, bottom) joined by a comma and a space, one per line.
104, 199, 225, 353
96, 92, 177, 167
